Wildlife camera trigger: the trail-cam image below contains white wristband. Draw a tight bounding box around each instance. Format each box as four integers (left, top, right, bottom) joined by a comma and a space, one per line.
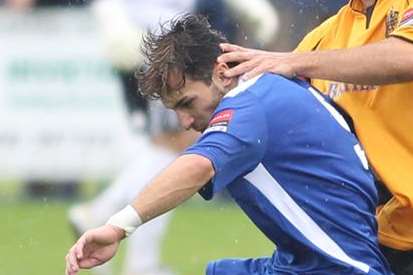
106, 205, 142, 237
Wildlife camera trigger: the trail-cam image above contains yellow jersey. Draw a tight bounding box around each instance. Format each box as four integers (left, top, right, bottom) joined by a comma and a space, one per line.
295, 0, 413, 250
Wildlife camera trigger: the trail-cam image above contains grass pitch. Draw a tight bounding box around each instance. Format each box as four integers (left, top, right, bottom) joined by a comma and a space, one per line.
0, 200, 273, 275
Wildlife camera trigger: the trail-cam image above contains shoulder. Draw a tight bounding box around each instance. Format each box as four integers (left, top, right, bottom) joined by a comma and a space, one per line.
225, 73, 291, 101
211, 95, 263, 130
205, 88, 269, 138
295, 17, 338, 52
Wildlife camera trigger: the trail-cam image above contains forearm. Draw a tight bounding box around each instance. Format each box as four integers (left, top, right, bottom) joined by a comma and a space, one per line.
294, 37, 413, 85
132, 154, 214, 223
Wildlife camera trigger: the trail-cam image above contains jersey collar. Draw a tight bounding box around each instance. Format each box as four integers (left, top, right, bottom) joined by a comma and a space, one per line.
224, 74, 263, 98
349, 0, 378, 13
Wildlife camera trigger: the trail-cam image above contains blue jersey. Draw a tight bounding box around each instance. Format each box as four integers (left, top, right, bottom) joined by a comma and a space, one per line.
184, 74, 391, 275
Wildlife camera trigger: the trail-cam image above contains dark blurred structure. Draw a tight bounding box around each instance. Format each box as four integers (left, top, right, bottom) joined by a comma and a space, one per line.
35, 0, 88, 6
195, 0, 238, 43
2, 0, 89, 9
269, 0, 347, 50
197, 0, 348, 51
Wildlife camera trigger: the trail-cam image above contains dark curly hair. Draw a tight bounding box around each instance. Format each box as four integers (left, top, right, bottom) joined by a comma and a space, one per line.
136, 14, 228, 100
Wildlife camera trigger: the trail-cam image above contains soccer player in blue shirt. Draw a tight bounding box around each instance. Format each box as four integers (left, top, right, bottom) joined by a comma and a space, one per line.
65, 14, 392, 275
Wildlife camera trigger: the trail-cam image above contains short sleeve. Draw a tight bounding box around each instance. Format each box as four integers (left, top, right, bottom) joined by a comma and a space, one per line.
390, 5, 413, 43
184, 95, 268, 200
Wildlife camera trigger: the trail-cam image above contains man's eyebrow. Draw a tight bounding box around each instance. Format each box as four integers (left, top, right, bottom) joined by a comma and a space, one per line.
173, 96, 193, 109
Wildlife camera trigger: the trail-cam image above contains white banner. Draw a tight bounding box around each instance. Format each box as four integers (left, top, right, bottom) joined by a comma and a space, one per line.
0, 8, 140, 181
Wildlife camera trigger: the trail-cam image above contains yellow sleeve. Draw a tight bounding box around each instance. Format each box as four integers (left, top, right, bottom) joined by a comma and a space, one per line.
294, 15, 339, 53
390, 3, 413, 42
377, 197, 413, 250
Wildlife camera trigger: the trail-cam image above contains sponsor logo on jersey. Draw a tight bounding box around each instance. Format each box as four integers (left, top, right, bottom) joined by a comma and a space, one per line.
399, 8, 413, 27
386, 8, 399, 36
209, 109, 234, 125
204, 109, 234, 134
327, 82, 377, 99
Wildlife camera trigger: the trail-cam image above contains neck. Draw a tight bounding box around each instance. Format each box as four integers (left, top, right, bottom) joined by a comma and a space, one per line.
221, 76, 240, 96
227, 77, 239, 91
362, 0, 376, 10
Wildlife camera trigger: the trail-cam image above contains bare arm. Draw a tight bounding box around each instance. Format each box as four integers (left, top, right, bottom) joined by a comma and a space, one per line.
295, 37, 413, 85
65, 153, 214, 275
219, 37, 413, 85
132, 153, 214, 223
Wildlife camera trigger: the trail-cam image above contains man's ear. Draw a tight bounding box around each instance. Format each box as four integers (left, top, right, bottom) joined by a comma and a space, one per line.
212, 62, 232, 88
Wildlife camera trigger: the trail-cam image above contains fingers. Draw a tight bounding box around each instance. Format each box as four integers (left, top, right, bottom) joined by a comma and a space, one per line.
218, 50, 254, 65
218, 44, 296, 80
218, 43, 268, 64
219, 43, 246, 53
241, 62, 296, 80
74, 235, 86, 260
78, 257, 101, 269
65, 246, 80, 275
65, 234, 88, 275
242, 65, 267, 81
224, 59, 260, 79
218, 46, 276, 79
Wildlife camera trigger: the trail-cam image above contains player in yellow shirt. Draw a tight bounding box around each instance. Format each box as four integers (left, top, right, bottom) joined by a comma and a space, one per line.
218, 0, 413, 274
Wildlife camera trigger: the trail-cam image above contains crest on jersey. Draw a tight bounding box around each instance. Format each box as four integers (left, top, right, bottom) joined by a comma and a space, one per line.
399, 8, 413, 28
204, 109, 234, 134
386, 8, 399, 37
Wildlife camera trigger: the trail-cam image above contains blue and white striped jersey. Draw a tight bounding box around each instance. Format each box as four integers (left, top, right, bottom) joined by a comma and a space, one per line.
184, 73, 392, 274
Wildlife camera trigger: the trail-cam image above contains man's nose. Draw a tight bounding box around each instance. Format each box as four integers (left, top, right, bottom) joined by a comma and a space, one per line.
177, 110, 194, 130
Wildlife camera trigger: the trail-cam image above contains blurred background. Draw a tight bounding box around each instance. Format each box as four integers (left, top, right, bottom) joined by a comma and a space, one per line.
0, 0, 346, 274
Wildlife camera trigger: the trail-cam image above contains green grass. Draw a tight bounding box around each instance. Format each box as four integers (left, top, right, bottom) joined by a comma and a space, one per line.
0, 201, 74, 275
0, 200, 273, 275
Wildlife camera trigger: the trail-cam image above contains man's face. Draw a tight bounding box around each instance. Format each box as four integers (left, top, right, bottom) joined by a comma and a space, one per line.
163, 65, 232, 132
163, 77, 223, 132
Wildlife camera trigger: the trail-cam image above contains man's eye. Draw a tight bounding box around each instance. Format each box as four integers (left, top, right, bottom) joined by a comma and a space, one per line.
181, 99, 194, 108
